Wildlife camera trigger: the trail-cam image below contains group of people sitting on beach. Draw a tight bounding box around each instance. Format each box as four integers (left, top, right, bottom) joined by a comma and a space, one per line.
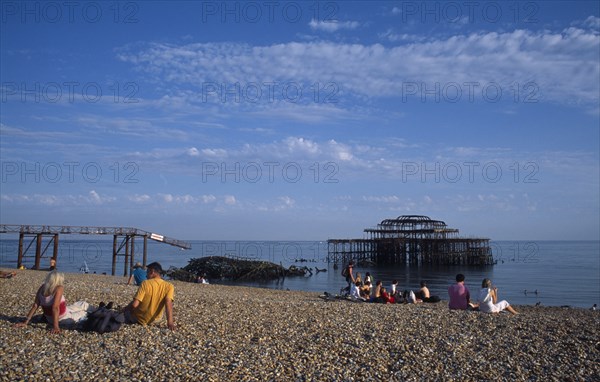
342, 261, 441, 304
11, 261, 176, 334
4, 258, 518, 335
342, 261, 518, 315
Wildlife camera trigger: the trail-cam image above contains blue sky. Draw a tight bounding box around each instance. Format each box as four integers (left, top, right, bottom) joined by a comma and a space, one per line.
1, 1, 598, 241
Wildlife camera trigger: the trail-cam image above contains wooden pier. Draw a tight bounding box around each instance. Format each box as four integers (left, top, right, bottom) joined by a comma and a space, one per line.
0, 225, 191, 276
328, 215, 493, 266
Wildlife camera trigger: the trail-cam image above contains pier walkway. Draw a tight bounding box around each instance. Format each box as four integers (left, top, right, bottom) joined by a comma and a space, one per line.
0, 224, 191, 276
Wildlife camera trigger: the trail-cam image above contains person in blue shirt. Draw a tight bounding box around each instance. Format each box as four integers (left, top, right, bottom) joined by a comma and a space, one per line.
127, 262, 147, 286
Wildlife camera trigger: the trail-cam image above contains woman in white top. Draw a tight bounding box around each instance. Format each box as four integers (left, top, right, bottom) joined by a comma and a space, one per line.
478, 279, 518, 315
350, 281, 366, 301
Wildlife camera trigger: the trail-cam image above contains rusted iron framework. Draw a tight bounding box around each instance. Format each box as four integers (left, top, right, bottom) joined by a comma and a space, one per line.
328, 215, 493, 266
0, 225, 191, 276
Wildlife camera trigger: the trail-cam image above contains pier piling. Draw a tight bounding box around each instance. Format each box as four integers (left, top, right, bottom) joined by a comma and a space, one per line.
328, 215, 493, 266
1, 225, 191, 275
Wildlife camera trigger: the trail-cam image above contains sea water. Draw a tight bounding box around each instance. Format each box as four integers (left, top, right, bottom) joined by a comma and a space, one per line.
1, 238, 598, 309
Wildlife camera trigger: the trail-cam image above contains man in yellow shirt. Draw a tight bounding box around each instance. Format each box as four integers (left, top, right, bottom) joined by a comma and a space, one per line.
124, 262, 175, 330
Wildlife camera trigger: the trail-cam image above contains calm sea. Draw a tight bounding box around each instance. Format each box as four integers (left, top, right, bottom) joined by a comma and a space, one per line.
1, 239, 598, 309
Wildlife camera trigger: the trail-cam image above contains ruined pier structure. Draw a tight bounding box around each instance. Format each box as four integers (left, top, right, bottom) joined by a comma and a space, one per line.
0, 225, 191, 276
328, 215, 493, 266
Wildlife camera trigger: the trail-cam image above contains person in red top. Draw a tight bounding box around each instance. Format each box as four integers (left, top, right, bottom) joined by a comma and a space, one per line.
380, 286, 395, 304
14, 271, 91, 334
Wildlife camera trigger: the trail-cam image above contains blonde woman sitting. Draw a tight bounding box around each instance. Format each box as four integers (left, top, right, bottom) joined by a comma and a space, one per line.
14, 271, 92, 333
355, 272, 362, 285
478, 278, 518, 315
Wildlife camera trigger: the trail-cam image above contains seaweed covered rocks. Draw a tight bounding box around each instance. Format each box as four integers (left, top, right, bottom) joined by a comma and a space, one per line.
175, 256, 310, 282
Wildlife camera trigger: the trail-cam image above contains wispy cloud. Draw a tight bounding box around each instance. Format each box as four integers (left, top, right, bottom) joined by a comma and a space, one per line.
308, 19, 360, 32
117, 24, 599, 107
1, 190, 115, 206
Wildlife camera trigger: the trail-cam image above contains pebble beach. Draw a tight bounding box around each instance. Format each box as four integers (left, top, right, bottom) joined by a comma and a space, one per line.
1, 269, 599, 381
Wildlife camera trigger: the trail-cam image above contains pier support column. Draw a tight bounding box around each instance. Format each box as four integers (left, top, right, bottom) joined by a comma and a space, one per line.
17, 233, 24, 268
51, 234, 59, 269
130, 236, 135, 271
112, 235, 118, 276
34, 234, 43, 270
123, 235, 130, 277
143, 235, 147, 266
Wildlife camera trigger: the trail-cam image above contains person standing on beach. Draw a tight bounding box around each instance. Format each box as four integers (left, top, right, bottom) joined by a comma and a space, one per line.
448, 274, 473, 310
343, 261, 355, 289
127, 262, 147, 286
123, 262, 175, 330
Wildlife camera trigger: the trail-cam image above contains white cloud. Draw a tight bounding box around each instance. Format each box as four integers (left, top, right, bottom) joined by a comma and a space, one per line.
253, 196, 297, 212
284, 137, 320, 155
581, 15, 600, 29
248, 102, 354, 124
87, 190, 114, 205
202, 195, 216, 203
278, 196, 295, 207
224, 195, 237, 205
178, 194, 195, 204
186, 147, 200, 156
0, 192, 116, 206
308, 19, 359, 32
106, 136, 598, 188
159, 194, 211, 204
141, 193, 220, 205
449, 193, 540, 213
112, 136, 356, 172
38, 194, 60, 206
362, 195, 400, 203
328, 139, 353, 161
201, 148, 227, 158
0, 194, 31, 203
130, 194, 151, 203
379, 29, 428, 43
118, 27, 599, 107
